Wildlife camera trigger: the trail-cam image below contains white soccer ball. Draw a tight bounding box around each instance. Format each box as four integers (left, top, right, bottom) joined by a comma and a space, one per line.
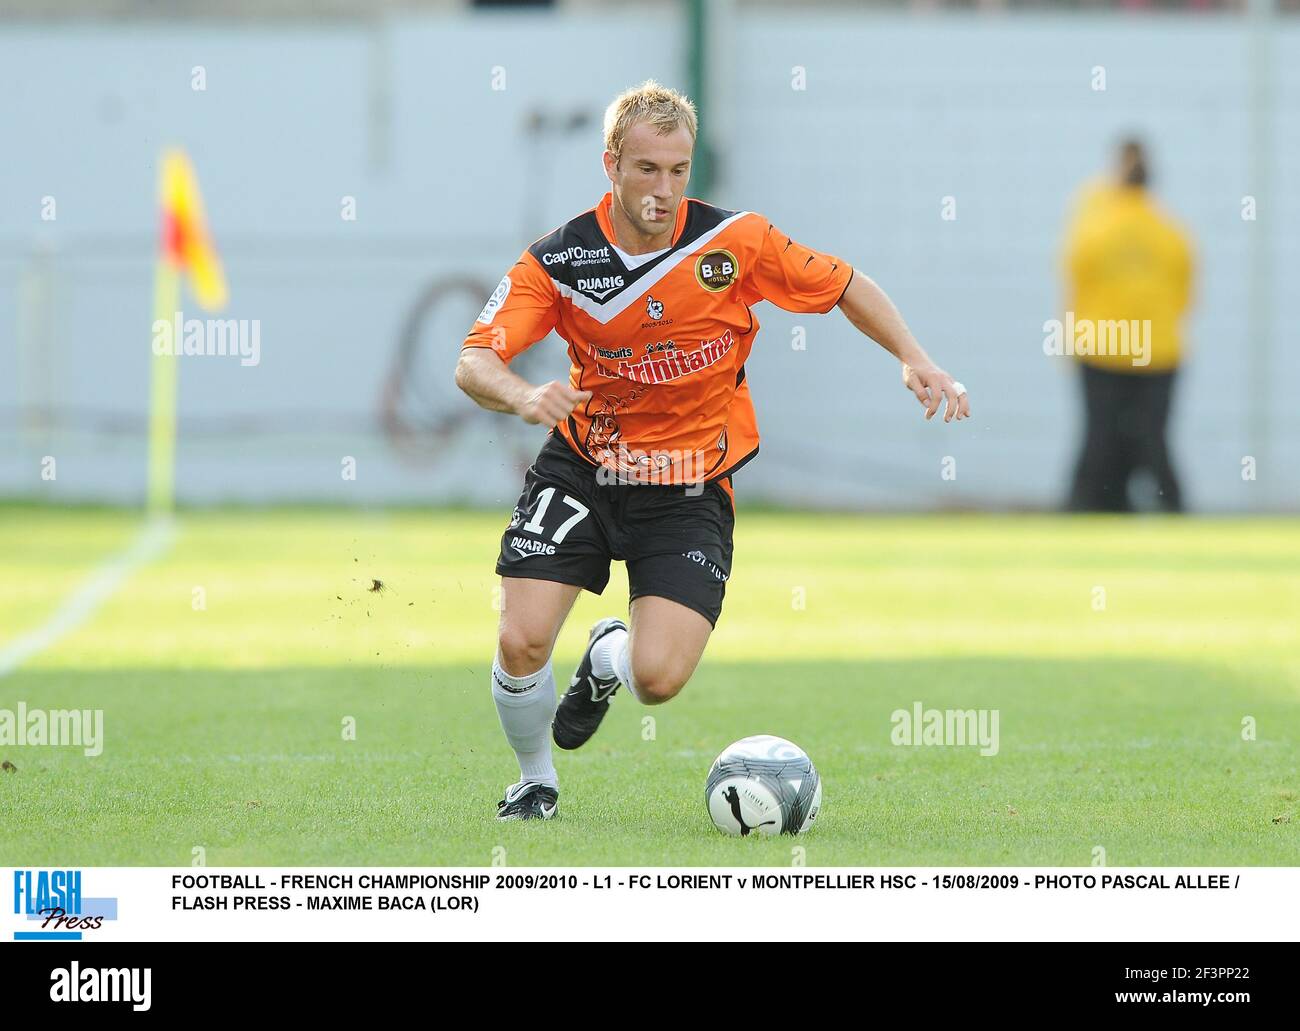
705, 735, 822, 836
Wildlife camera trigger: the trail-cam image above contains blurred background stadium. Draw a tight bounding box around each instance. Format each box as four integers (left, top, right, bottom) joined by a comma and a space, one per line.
2, 0, 1296, 513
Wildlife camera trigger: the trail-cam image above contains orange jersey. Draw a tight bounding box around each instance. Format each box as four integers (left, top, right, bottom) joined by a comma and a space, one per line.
462, 191, 853, 485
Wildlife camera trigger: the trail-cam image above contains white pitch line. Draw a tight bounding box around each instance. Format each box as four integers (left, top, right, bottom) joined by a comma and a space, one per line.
0, 515, 177, 678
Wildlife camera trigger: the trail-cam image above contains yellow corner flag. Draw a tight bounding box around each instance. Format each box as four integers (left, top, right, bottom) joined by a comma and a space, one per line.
148, 148, 227, 515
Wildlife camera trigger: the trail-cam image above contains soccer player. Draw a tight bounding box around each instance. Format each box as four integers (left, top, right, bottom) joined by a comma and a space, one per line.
456, 81, 970, 820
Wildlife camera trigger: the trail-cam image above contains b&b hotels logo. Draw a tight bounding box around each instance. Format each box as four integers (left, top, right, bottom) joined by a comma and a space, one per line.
12, 869, 118, 940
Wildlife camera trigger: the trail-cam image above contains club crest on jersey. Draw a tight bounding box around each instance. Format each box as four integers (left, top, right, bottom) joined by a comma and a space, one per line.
695, 249, 739, 292
646, 295, 665, 320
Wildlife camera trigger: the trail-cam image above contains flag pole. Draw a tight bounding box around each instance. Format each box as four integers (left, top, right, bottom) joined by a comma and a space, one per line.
146, 147, 226, 518
147, 256, 180, 517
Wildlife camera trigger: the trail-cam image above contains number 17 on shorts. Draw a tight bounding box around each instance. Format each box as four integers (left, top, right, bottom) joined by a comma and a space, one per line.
496, 466, 613, 595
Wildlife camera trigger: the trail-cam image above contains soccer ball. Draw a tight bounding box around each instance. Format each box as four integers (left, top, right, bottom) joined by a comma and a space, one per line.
705, 735, 822, 836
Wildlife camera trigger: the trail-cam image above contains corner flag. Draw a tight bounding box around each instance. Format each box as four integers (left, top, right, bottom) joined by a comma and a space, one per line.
148, 148, 227, 515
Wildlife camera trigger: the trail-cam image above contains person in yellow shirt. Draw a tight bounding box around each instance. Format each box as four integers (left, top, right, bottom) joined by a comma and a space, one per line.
1063, 139, 1194, 512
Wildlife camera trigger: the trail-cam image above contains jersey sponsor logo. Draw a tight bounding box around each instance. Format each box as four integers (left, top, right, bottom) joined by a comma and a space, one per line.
542, 244, 612, 269
576, 275, 624, 299
695, 248, 739, 292
508, 535, 557, 558
476, 275, 511, 325
592, 329, 736, 385
595, 345, 634, 360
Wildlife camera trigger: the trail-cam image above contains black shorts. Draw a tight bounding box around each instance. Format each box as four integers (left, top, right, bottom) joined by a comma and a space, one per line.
496, 433, 735, 626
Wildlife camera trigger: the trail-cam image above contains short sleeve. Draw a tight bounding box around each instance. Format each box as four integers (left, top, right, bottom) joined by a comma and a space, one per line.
461, 250, 559, 363
744, 220, 854, 314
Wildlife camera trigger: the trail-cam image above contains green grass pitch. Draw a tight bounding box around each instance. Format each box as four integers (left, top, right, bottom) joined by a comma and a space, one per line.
1, 506, 1297, 866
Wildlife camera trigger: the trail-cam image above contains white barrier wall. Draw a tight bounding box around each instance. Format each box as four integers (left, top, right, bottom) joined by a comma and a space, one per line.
0, 12, 1295, 510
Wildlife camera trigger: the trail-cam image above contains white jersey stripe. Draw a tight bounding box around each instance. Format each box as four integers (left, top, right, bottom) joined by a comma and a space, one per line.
556, 210, 753, 325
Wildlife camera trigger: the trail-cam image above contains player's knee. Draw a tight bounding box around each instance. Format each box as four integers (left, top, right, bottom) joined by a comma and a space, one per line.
496, 626, 551, 677
630, 663, 687, 705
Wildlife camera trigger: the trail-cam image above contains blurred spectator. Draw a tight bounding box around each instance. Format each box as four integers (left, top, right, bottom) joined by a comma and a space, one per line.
1063, 139, 1195, 512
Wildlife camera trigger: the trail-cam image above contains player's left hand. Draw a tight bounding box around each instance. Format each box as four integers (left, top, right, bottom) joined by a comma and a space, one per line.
902, 362, 970, 423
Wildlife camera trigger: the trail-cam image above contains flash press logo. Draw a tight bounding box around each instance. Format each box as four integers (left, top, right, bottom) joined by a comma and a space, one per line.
50, 963, 151, 1011
12, 870, 118, 940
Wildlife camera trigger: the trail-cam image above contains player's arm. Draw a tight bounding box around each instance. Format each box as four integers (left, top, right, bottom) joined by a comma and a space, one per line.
747, 219, 969, 423
836, 271, 970, 423
455, 347, 590, 426
454, 253, 590, 426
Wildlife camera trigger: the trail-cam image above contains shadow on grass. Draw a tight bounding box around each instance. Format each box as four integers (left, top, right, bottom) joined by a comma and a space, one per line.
1, 657, 1296, 866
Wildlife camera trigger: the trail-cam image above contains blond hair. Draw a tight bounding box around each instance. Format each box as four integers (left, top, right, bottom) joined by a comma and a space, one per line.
603, 79, 698, 161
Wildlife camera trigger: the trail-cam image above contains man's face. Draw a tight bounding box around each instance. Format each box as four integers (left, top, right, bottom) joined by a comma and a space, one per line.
603, 120, 693, 243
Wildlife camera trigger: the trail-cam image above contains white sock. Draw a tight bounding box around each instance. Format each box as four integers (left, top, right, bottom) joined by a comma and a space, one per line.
491, 658, 558, 788
609, 633, 641, 702
590, 626, 628, 681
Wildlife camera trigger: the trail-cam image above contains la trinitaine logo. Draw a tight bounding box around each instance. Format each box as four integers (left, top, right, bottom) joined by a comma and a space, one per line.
12, 870, 118, 940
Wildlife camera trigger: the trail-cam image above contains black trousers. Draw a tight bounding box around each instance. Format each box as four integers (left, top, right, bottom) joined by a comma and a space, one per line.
1068, 364, 1183, 513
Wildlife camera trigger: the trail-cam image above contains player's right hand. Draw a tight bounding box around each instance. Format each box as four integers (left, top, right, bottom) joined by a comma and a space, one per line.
902, 362, 970, 423
517, 381, 592, 426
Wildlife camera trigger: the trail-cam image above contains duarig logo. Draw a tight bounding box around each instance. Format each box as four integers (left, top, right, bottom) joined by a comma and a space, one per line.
12, 869, 117, 940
